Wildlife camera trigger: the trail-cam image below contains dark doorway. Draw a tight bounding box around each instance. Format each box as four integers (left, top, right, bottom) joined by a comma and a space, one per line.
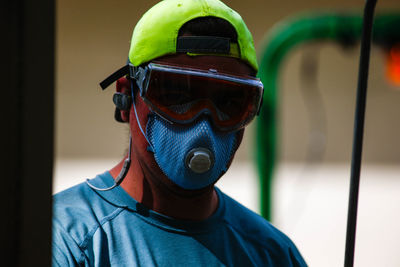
2, 0, 54, 266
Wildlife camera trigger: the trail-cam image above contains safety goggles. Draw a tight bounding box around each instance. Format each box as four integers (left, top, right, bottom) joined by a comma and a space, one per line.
130, 63, 263, 132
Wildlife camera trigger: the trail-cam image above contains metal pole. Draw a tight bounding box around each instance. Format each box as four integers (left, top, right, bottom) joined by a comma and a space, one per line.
344, 0, 377, 266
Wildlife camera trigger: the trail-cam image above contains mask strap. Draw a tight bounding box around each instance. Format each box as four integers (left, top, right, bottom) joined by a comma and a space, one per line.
130, 79, 154, 152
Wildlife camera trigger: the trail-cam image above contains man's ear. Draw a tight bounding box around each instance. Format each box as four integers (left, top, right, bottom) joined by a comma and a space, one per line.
115, 77, 132, 122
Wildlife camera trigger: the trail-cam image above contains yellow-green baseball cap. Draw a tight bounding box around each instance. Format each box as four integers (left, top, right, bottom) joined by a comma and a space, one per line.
128, 0, 258, 71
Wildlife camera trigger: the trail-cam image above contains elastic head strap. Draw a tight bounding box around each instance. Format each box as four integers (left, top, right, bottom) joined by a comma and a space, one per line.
100, 65, 129, 90
100, 36, 240, 91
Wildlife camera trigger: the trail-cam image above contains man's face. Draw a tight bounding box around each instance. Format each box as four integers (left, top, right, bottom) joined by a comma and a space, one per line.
129, 54, 255, 193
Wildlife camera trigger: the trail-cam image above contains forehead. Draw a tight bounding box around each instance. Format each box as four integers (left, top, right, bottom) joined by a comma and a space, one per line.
152, 54, 256, 77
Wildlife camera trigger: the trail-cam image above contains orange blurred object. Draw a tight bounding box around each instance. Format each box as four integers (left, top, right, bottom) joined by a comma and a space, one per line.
387, 44, 400, 86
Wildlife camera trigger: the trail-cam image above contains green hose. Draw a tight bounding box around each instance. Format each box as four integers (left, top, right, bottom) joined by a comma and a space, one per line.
256, 12, 400, 220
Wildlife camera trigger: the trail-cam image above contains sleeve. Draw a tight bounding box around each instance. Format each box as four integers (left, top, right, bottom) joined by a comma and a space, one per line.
52, 220, 85, 267
289, 245, 308, 267
269, 227, 308, 267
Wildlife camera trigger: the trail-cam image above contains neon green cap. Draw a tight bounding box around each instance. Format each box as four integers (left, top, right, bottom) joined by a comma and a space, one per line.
128, 0, 258, 71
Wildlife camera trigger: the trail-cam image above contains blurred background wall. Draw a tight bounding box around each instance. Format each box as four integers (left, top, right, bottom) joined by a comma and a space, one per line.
56, 0, 400, 164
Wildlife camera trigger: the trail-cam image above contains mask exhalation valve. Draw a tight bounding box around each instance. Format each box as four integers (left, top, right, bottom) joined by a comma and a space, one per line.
185, 148, 215, 174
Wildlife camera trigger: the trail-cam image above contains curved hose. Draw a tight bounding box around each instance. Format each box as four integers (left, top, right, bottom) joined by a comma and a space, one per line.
256, 12, 399, 220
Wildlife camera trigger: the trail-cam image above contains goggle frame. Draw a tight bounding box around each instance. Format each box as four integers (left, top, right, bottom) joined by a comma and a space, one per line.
129, 62, 264, 132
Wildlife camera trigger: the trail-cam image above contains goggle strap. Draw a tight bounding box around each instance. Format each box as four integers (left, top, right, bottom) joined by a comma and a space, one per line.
99, 64, 129, 90
100, 36, 240, 90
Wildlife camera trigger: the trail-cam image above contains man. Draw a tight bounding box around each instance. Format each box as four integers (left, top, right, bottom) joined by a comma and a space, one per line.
52, 0, 307, 266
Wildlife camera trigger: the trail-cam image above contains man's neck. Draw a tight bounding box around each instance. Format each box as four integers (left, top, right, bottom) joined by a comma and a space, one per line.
110, 156, 219, 221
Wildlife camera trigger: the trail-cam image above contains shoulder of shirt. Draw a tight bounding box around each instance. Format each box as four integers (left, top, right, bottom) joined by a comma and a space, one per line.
218, 190, 298, 251
52, 174, 125, 250
218, 191, 307, 266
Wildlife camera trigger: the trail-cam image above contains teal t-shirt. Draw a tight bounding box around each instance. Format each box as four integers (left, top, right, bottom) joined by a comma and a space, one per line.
52, 171, 306, 266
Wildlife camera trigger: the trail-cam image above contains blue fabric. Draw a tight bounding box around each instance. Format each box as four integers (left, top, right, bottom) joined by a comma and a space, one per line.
52, 171, 307, 267
146, 115, 237, 189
